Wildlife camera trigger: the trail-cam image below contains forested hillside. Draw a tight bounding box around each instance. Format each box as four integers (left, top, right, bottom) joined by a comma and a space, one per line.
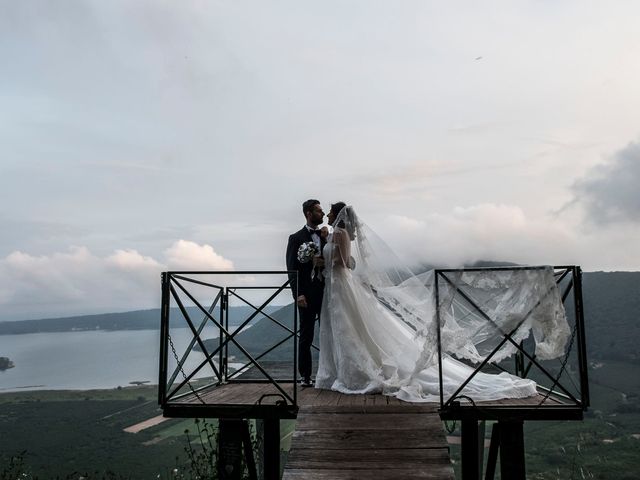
0, 305, 279, 335
582, 272, 640, 363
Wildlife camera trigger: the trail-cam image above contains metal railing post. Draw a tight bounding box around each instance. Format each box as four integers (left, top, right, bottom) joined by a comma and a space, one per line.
221, 288, 227, 383
573, 266, 590, 408
293, 272, 298, 407
435, 270, 444, 409
158, 272, 170, 406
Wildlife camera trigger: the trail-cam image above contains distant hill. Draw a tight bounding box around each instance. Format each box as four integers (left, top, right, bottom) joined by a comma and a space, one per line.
0, 305, 280, 335
199, 303, 303, 361
582, 271, 640, 364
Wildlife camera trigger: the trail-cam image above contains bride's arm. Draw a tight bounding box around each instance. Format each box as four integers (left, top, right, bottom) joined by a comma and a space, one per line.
332, 229, 351, 267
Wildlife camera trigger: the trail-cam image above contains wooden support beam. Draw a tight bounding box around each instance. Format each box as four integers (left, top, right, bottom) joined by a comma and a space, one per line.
499, 420, 525, 480
484, 423, 500, 480
461, 420, 480, 480
218, 419, 245, 480
263, 418, 281, 480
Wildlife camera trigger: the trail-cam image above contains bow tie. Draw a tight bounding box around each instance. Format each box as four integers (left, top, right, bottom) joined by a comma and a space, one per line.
307, 227, 321, 236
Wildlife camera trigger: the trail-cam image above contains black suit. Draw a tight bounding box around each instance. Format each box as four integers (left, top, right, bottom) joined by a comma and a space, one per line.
286, 226, 325, 381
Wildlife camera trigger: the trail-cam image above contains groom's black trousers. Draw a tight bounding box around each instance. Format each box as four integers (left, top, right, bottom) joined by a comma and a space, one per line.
298, 303, 320, 381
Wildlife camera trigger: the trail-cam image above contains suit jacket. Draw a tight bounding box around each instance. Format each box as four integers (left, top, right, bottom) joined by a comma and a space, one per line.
286, 226, 325, 309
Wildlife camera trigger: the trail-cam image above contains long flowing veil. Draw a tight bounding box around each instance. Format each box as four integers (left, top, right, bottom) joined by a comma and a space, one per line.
322, 205, 570, 401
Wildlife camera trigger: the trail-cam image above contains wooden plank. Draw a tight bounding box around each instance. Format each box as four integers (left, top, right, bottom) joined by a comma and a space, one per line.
286, 447, 451, 469
312, 388, 342, 406
291, 429, 448, 449
192, 382, 279, 406
335, 392, 366, 407
284, 395, 453, 479
308, 388, 329, 406
295, 413, 443, 431
298, 386, 324, 404
336, 392, 360, 406
249, 383, 291, 405
283, 468, 455, 480
222, 383, 269, 404
298, 404, 438, 414
189, 383, 245, 404
364, 394, 378, 405
326, 389, 345, 406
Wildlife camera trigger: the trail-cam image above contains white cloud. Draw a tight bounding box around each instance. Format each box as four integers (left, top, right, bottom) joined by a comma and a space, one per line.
0, 240, 234, 320
106, 249, 162, 270
164, 240, 234, 271
383, 204, 578, 268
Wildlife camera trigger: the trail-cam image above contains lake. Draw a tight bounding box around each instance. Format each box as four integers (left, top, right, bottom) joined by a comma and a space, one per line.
0, 328, 231, 392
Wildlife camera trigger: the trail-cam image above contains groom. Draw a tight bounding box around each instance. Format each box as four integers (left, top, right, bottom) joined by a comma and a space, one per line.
286, 199, 326, 387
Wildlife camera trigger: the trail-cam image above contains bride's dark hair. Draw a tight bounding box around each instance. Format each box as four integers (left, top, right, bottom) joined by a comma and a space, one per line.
331, 202, 356, 239
330, 202, 346, 220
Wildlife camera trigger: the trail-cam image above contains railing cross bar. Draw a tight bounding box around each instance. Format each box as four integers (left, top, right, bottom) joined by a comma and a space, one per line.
439, 272, 579, 407
170, 278, 295, 405
167, 291, 222, 388
167, 283, 222, 391
203, 282, 291, 368
172, 274, 226, 290
231, 288, 320, 352
170, 282, 222, 383
227, 331, 296, 381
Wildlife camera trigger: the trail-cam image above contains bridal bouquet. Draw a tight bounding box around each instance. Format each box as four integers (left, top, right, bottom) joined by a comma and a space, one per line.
297, 241, 319, 263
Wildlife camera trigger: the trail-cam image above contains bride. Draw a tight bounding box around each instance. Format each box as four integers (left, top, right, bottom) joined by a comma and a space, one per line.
315, 203, 569, 403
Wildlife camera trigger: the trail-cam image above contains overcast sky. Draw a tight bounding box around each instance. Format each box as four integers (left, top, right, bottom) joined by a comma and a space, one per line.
1, 1, 639, 320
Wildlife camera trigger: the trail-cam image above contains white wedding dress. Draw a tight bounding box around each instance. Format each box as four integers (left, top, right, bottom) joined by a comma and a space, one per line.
315, 207, 570, 403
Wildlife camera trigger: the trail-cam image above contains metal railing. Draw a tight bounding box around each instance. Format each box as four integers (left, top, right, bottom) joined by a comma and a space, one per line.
158, 271, 300, 409
434, 265, 589, 412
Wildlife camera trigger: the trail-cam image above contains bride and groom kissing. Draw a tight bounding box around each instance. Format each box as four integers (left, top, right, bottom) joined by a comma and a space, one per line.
286, 198, 551, 402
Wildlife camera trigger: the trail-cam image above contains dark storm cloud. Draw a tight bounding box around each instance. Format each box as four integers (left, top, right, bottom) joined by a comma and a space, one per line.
571, 141, 640, 225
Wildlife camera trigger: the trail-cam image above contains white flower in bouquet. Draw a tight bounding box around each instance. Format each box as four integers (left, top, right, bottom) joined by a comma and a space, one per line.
297, 241, 319, 264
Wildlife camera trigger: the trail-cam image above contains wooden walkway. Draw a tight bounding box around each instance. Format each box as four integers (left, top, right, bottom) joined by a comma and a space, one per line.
283, 397, 455, 480
164, 382, 572, 479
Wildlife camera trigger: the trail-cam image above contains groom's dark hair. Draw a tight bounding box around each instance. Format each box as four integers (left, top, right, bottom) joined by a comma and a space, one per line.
302, 199, 320, 216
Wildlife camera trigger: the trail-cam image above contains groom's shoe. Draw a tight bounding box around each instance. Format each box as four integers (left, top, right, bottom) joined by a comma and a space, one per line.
300, 377, 313, 388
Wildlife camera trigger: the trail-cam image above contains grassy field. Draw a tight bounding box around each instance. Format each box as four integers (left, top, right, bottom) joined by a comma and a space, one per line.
0, 386, 188, 478
0, 385, 298, 479
2, 358, 639, 479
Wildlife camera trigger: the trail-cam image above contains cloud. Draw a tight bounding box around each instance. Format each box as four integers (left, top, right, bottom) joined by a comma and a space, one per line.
164, 240, 234, 270
106, 249, 163, 270
0, 240, 234, 320
382, 204, 577, 268
570, 141, 640, 225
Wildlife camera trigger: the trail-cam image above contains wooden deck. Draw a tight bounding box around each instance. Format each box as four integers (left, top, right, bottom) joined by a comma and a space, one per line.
163, 380, 578, 420
283, 402, 455, 479
162, 383, 582, 479
165, 382, 441, 414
